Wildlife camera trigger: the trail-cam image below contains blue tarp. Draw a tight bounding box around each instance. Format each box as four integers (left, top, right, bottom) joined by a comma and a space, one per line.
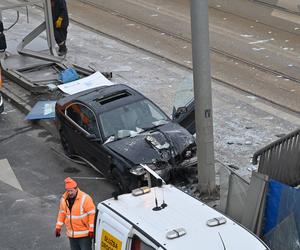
263, 179, 300, 249
25, 101, 56, 120
263, 180, 283, 235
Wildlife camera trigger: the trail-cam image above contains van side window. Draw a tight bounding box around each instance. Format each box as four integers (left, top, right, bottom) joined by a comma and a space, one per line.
131, 235, 155, 250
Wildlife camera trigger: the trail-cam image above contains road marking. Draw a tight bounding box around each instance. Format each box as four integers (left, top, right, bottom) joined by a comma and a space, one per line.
0, 159, 23, 191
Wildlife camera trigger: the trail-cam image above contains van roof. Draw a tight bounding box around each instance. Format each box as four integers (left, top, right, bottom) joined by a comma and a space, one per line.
100, 185, 268, 250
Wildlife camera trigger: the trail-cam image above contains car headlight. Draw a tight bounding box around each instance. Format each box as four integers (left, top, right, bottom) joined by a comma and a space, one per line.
0, 95, 3, 106
130, 165, 146, 176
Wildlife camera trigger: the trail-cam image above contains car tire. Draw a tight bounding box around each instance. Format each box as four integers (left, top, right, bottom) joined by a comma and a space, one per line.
59, 129, 75, 156
112, 168, 130, 194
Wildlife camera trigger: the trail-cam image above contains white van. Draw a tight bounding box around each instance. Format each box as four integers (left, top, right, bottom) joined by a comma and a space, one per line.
94, 184, 269, 250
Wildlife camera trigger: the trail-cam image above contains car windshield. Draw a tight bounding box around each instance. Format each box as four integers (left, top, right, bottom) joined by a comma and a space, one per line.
99, 99, 169, 139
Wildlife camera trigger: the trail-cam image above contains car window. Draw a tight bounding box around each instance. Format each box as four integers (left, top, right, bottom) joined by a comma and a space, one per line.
99, 99, 169, 139
130, 235, 156, 250
66, 103, 99, 137
173, 75, 194, 111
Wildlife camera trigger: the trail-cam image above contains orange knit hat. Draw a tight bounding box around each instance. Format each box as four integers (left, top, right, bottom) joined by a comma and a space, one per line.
64, 177, 77, 189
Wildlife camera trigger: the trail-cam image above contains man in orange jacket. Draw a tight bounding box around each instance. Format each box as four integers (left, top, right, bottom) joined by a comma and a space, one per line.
55, 177, 95, 250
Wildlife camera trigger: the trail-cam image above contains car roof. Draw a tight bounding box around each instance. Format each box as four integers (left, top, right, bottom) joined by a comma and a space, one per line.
99, 185, 268, 250
57, 84, 145, 113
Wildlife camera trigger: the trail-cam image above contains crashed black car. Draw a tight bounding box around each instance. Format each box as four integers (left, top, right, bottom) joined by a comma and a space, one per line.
55, 84, 196, 192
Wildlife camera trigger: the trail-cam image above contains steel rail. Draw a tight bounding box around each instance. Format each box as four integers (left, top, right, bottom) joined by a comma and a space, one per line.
78, 0, 300, 84
251, 0, 300, 16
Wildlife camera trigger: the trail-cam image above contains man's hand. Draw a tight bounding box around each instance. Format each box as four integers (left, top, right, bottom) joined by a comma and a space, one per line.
89, 231, 94, 238
55, 17, 63, 28
55, 228, 61, 237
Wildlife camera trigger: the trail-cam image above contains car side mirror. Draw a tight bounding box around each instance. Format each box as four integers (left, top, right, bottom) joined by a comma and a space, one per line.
85, 133, 101, 142
174, 106, 187, 118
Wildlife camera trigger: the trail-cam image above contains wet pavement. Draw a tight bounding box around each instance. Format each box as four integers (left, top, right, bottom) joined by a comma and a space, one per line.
67, 0, 300, 113
0, 1, 300, 248
1, 0, 300, 178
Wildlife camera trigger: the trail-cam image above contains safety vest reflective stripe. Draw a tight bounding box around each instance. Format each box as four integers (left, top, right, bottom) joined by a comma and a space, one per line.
89, 224, 94, 228
59, 210, 66, 214
80, 194, 86, 214
66, 213, 88, 219
67, 230, 89, 236
87, 209, 95, 215
56, 221, 63, 226
65, 209, 95, 218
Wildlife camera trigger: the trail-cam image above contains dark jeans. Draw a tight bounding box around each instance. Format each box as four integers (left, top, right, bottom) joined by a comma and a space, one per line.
54, 28, 68, 45
69, 236, 92, 250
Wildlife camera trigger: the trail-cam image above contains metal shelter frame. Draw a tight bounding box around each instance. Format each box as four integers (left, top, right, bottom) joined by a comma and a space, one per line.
0, 0, 107, 93
252, 128, 300, 186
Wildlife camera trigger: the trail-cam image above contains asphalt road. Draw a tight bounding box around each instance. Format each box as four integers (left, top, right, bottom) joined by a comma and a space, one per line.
0, 1, 300, 249
68, 0, 300, 113
0, 102, 114, 249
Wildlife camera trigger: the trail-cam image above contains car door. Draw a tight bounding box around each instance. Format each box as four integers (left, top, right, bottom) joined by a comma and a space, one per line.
172, 76, 195, 134
65, 103, 111, 175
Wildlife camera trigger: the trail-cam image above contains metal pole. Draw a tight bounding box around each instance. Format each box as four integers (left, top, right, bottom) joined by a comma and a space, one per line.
190, 0, 215, 193
43, 0, 56, 55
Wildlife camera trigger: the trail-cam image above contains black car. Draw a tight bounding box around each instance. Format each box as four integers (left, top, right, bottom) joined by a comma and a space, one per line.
0, 92, 4, 114
55, 84, 196, 192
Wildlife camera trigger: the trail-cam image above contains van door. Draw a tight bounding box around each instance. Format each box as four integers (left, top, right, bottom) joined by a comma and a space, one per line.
129, 232, 161, 250
95, 212, 133, 250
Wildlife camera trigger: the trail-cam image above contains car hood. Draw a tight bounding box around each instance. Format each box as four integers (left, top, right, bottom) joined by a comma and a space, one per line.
105, 122, 194, 165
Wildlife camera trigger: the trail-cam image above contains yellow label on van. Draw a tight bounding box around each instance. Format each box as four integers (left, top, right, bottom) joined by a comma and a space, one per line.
101, 229, 122, 250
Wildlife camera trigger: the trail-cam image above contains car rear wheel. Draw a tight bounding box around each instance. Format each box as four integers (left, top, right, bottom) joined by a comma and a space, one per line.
112, 168, 130, 194
60, 129, 75, 156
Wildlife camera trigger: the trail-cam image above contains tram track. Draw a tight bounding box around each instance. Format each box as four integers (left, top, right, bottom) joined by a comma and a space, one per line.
252, 0, 300, 17
25, 0, 300, 114
65, 0, 300, 115
78, 0, 300, 85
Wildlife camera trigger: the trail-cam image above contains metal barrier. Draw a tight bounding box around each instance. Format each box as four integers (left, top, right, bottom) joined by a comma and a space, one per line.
252, 128, 300, 186
219, 164, 269, 236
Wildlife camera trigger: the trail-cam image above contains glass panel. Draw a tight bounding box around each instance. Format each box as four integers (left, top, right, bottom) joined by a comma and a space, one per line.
263, 180, 300, 249
131, 235, 155, 250
173, 75, 194, 111
99, 99, 169, 139
219, 165, 231, 213
66, 103, 99, 136
66, 104, 82, 126
226, 173, 249, 222
79, 105, 99, 137
264, 214, 300, 250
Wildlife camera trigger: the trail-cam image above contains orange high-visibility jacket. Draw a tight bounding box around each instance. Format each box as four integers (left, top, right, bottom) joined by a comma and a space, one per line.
56, 188, 95, 238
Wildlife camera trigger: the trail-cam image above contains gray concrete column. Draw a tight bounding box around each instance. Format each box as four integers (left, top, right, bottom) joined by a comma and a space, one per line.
190, 0, 215, 193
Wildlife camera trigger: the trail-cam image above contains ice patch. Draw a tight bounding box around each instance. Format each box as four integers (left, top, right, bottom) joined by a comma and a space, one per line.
240, 34, 253, 38
252, 47, 265, 51
248, 39, 273, 45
